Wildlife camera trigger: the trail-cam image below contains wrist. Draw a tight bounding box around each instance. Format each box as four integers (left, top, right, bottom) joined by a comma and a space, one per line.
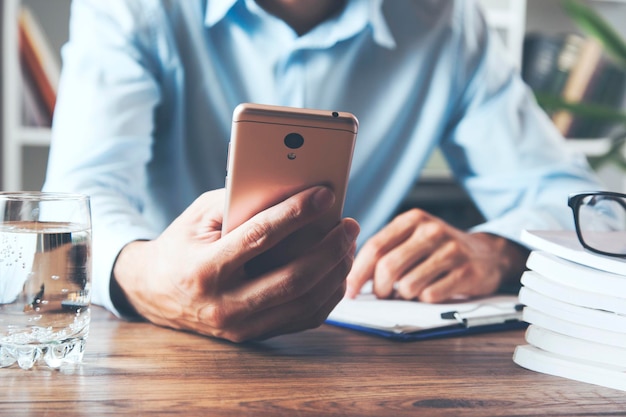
472, 232, 530, 289
111, 240, 149, 320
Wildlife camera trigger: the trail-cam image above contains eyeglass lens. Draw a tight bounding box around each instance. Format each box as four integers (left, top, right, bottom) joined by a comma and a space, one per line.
577, 194, 626, 256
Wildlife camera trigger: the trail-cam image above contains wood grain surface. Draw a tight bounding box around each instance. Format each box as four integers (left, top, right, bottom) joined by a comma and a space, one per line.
1, 306, 625, 416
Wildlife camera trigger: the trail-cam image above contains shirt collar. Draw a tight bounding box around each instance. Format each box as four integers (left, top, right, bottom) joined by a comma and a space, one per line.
204, 0, 238, 27
204, 0, 396, 49
367, 0, 396, 49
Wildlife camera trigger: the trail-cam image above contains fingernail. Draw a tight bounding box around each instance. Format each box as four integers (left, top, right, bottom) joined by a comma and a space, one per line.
343, 221, 360, 242
343, 287, 353, 298
311, 187, 335, 212
345, 287, 355, 298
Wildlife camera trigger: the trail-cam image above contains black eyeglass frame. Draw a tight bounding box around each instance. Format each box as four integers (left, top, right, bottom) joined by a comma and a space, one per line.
567, 191, 626, 258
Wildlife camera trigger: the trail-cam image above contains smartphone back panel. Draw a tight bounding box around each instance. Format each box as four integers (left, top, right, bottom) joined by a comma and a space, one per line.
223, 103, 358, 236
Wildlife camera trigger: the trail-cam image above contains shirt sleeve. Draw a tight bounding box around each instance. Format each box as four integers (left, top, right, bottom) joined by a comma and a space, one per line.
43, 0, 162, 316
441, 2, 605, 245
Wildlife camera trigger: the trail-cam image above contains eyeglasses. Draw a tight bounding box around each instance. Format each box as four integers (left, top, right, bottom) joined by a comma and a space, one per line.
568, 191, 626, 257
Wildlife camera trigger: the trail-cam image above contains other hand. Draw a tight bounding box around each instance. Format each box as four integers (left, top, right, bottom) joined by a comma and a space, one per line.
345, 208, 528, 302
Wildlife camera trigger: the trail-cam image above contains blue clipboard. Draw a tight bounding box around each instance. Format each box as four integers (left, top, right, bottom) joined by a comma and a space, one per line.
325, 293, 526, 341
325, 318, 528, 341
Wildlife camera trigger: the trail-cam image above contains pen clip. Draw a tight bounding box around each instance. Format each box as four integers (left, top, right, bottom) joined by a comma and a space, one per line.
440, 303, 524, 328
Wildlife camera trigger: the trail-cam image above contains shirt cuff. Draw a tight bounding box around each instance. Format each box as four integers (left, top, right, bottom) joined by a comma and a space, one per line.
90, 223, 157, 319
469, 206, 574, 247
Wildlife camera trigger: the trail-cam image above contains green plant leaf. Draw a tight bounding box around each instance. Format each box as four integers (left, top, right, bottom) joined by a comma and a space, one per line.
557, 0, 626, 172
587, 134, 626, 170
536, 93, 626, 123
562, 0, 626, 67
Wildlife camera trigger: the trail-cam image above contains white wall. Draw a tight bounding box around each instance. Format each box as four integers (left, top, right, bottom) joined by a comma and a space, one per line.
526, 0, 626, 40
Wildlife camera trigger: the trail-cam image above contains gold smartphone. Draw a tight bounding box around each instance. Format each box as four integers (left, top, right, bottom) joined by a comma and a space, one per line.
223, 103, 358, 241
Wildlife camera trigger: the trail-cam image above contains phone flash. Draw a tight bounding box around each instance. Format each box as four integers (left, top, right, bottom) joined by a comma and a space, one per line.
287, 153, 297, 160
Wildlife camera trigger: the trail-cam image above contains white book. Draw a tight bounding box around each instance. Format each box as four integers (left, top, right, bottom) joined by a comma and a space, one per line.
526, 250, 626, 296
523, 306, 626, 348
521, 230, 626, 276
513, 344, 626, 392
524, 325, 626, 368
521, 270, 626, 315
518, 287, 626, 333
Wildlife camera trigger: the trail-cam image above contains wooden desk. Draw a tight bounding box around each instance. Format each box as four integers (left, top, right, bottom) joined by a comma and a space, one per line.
2, 306, 624, 416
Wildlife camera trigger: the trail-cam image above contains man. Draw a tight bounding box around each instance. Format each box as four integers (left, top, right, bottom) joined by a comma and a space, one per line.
43, 0, 602, 342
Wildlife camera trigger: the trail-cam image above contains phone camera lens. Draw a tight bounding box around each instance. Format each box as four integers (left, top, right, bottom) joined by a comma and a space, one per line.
284, 133, 304, 149
332, 111, 339, 118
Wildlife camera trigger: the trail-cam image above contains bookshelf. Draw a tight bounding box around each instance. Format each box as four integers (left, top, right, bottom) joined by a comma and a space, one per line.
526, 0, 626, 192
1, 0, 68, 191
425, 0, 626, 191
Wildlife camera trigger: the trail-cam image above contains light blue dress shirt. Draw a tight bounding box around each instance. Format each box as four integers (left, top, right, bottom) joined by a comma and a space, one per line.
44, 0, 603, 316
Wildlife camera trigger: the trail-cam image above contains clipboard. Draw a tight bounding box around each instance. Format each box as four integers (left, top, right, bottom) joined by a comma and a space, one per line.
325, 293, 527, 341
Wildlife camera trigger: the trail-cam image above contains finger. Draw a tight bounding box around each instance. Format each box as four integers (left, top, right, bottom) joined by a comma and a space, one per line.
345, 213, 415, 298
419, 259, 503, 303
253, 282, 348, 341
197, 219, 358, 330
240, 272, 349, 342
394, 239, 462, 300
193, 248, 353, 342
345, 251, 373, 298
418, 267, 471, 303
219, 186, 336, 276
369, 214, 451, 299
235, 218, 358, 313
370, 223, 446, 299
170, 189, 226, 231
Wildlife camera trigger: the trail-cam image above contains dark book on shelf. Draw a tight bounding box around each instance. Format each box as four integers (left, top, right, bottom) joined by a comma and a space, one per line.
562, 39, 626, 139
522, 33, 584, 116
522, 33, 565, 94
20, 64, 51, 127
552, 38, 604, 136
522, 33, 626, 139
17, 6, 60, 127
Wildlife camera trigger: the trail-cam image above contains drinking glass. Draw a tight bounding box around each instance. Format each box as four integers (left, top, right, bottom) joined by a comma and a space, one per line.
0, 192, 91, 369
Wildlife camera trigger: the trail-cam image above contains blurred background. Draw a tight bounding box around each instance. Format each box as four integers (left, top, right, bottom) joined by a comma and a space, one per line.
1, 0, 625, 229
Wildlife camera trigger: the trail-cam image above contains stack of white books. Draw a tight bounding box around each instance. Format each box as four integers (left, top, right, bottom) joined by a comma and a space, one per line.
513, 230, 626, 392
